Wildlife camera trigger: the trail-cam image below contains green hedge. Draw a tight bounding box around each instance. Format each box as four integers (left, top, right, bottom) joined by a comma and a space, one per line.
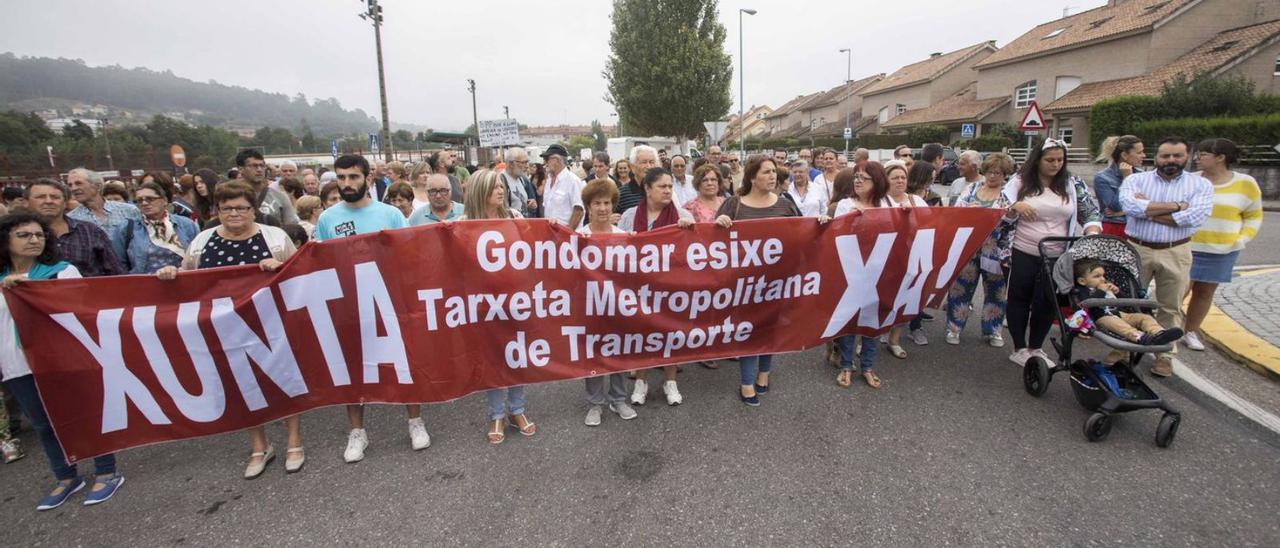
1088, 96, 1165, 155
1131, 113, 1280, 153
955, 135, 1015, 152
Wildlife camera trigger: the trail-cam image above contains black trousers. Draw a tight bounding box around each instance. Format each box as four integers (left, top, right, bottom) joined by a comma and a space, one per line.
1006, 249, 1058, 350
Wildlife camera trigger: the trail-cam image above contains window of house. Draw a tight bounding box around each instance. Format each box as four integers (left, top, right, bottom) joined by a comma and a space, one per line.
1275, 55, 1280, 75
1055, 76, 1082, 100
1144, 1, 1170, 14
1059, 127, 1074, 146
896, 104, 907, 115
1015, 81, 1038, 108
878, 106, 889, 124
1044, 27, 1069, 39
1089, 17, 1113, 30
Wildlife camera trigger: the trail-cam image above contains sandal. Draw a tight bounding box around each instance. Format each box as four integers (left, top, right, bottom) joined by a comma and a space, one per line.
508, 414, 536, 437
863, 371, 882, 389
888, 344, 907, 359
487, 419, 505, 444
284, 447, 305, 473
836, 370, 852, 388
699, 360, 720, 369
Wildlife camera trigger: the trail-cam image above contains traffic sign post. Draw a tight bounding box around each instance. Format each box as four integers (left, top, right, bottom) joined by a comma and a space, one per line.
961, 124, 975, 138
369, 133, 380, 155
331, 139, 339, 158
1018, 101, 1046, 150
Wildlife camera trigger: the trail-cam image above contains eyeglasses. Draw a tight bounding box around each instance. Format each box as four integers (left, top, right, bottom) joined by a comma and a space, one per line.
219, 205, 252, 214
426, 188, 451, 195
136, 196, 164, 204
13, 231, 46, 241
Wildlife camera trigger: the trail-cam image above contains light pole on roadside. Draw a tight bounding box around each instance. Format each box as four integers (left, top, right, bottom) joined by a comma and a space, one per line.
360, 0, 392, 161
467, 79, 478, 159
738, 8, 756, 161
839, 48, 852, 157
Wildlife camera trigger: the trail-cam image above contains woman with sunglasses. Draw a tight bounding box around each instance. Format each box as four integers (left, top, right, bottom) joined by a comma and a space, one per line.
1002, 139, 1101, 368
155, 181, 303, 478
131, 181, 199, 274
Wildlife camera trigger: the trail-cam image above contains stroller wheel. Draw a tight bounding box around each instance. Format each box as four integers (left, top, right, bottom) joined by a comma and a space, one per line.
1156, 413, 1181, 448
1084, 412, 1112, 442
1023, 357, 1051, 397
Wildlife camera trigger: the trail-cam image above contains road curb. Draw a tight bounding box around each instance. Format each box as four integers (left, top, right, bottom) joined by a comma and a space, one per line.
1196, 268, 1280, 380
1170, 358, 1280, 443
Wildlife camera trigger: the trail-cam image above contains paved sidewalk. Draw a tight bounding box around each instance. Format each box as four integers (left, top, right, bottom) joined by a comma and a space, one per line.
1202, 268, 1280, 378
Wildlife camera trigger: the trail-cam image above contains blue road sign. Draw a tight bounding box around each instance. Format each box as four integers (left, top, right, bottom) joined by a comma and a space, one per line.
369, 133, 380, 154
330, 139, 338, 158
961, 124, 975, 138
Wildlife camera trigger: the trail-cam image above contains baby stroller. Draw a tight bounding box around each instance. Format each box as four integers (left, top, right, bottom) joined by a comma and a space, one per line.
1023, 235, 1181, 448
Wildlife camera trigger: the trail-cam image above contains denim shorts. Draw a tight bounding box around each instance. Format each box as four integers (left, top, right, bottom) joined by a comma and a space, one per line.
1189, 250, 1240, 284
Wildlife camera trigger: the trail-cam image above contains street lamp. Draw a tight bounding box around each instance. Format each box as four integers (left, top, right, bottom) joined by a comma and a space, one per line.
839, 48, 852, 157
467, 78, 478, 159
738, 8, 756, 161
360, 0, 392, 161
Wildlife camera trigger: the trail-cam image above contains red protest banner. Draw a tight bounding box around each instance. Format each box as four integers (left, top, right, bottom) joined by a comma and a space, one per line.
5, 208, 1001, 461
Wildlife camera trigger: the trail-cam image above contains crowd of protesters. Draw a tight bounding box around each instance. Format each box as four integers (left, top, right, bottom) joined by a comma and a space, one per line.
0, 134, 1262, 511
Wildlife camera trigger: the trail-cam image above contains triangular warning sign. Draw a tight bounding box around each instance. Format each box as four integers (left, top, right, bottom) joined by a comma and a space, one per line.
1019, 101, 1045, 131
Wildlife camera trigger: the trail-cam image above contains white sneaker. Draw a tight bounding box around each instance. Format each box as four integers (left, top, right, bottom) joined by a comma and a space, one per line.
630, 379, 648, 405
878, 334, 888, 344
1009, 348, 1031, 367
663, 380, 683, 406
609, 401, 638, 420
986, 332, 1005, 348
1183, 331, 1205, 351
585, 405, 603, 427
408, 418, 430, 450
945, 331, 961, 345
343, 429, 368, 463
909, 329, 928, 346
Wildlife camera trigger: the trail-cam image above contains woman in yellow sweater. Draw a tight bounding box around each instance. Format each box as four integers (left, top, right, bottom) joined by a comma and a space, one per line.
1184, 138, 1263, 350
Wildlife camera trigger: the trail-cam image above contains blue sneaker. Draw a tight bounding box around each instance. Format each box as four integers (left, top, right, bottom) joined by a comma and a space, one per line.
83, 474, 125, 506
36, 477, 85, 511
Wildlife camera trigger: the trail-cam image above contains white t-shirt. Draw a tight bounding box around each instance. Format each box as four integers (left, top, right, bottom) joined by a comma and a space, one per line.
888, 194, 930, 208
948, 176, 980, 205
1, 265, 82, 381
834, 197, 895, 217
576, 224, 627, 235
672, 173, 698, 206
785, 179, 830, 217
543, 168, 586, 226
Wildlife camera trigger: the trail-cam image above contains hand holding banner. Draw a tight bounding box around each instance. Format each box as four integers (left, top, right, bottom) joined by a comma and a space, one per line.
5, 208, 1002, 461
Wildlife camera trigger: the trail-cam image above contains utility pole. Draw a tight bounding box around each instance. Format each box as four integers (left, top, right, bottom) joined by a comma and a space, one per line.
738, 8, 757, 161
467, 79, 478, 161
100, 118, 114, 171
504, 105, 510, 119
361, 0, 392, 161
839, 48, 852, 158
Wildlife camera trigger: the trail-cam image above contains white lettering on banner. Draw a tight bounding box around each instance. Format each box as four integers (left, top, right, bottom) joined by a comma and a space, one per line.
418, 283, 571, 330
354, 262, 413, 384
586, 273, 819, 320
504, 331, 550, 368
133, 304, 226, 423
882, 229, 936, 326
280, 269, 350, 386
477, 230, 783, 274
822, 233, 897, 337
50, 309, 173, 433
561, 317, 753, 361
211, 289, 308, 411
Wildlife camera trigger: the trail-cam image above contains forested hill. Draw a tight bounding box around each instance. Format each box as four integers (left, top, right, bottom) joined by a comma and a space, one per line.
0, 53, 379, 135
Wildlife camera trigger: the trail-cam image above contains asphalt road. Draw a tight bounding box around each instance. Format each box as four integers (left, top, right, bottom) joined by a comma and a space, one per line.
3, 217, 1280, 545
3, 330, 1279, 545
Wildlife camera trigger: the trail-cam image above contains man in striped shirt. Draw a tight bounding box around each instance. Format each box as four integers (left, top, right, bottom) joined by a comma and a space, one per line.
1119, 136, 1214, 376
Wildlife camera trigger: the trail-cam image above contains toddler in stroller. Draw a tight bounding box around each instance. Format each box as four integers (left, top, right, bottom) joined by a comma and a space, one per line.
1022, 235, 1181, 447
1069, 259, 1184, 347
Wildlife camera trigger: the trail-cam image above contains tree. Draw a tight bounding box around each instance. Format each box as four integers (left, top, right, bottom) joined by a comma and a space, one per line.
393, 129, 415, 147
590, 119, 608, 150
562, 135, 597, 156
64, 119, 96, 141
603, 0, 732, 141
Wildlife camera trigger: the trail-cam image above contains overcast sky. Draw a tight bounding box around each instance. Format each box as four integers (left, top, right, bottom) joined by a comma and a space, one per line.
3, 0, 1108, 132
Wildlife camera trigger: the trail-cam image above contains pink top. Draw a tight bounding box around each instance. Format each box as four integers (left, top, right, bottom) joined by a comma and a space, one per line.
683, 197, 724, 223
1013, 190, 1073, 256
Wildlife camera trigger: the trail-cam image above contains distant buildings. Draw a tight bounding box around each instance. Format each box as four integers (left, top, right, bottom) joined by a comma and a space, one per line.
745, 0, 1280, 149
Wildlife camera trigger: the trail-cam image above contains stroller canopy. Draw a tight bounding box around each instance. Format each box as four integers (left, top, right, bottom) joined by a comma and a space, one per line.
1051, 235, 1143, 294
